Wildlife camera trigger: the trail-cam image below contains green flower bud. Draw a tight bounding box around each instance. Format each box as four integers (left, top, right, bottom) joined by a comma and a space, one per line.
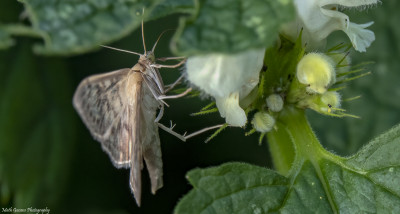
296, 53, 336, 94
266, 94, 284, 112
297, 91, 341, 114
320, 91, 341, 113
252, 112, 275, 133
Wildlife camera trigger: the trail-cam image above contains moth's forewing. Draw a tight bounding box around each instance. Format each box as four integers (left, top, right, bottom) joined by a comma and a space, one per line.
73, 68, 133, 168
140, 80, 163, 194
125, 71, 145, 206
73, 69, 148, 205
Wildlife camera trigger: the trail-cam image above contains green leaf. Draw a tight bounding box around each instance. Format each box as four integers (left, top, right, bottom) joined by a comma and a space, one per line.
174, 162, 288, 214
175, 108, 400, 213
0, 41, 77, 208
18, 0, 160, 55
278, 161, 332, 213
150, 0, 195, 21
171, 0, 295, 55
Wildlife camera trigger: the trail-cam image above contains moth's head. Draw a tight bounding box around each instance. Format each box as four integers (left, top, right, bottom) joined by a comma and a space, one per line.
143, 51, 156, 63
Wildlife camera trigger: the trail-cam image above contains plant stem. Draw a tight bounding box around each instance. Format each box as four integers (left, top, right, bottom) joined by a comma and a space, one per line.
267, 122, 295, 176
280, 106, 324, 160
268, 105, 338, 213
267, 106, 325, 174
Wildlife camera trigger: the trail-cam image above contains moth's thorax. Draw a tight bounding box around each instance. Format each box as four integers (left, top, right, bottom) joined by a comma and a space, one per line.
132, 63, 144, 72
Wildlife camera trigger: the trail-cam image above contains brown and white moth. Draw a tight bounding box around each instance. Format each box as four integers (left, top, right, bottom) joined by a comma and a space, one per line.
72, 23, 188, 206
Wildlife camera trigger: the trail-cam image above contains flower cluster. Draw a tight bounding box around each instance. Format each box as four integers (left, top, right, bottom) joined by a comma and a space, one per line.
184, 0, 377, 130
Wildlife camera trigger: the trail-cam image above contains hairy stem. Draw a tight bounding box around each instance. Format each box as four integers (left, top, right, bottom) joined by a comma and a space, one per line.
270, 106, 338, 213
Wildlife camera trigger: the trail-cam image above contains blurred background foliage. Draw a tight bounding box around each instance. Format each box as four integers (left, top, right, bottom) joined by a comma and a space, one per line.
0, 0, 399, 213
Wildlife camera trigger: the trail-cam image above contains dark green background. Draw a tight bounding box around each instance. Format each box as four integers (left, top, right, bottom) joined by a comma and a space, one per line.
0, 1, 399, 213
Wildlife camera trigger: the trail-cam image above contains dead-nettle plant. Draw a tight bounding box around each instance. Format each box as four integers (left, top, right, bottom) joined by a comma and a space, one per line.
172, 0, 400, 213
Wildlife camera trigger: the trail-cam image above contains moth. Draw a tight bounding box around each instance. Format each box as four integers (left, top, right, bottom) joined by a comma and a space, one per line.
72, 23, 189, 206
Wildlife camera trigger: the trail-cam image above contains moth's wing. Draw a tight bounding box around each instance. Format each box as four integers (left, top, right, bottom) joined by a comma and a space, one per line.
140, 82, 164, 194
123, 71, 146, 206
73, 68, 132, 168
144, 65, 165, 94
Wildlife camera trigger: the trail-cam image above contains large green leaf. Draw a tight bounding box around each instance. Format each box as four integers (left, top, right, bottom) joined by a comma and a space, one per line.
150, 0, 195, 21
174, 108, 400, 213
174, 163, 288, 213
17, 0, 160, 55
0, 41, 77, 209
171, 0, 295, 55
5, 0, 294, 56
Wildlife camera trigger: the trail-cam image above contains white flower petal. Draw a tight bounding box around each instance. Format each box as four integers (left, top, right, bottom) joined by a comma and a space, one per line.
186, 49, 265, 126
343, 22, 375, 52
215, 92, 247, 127
320, 0, 378, 8
186, 49, 265, 98
283, 0, 377, 52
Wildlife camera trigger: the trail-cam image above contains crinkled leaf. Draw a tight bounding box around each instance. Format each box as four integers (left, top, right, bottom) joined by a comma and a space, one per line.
150, 0, 195, 21
0, 42, 77, 209
278, 161, 332, 213
174, 163, 288, 214
175, 122, 400, 213
18, 0, 160, 55
171, 0, 295, 55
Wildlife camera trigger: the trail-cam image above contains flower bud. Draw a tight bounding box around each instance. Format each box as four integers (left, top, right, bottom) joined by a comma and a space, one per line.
266, 94, 284, 112
252, 112, 275, 133
320, 91, 341, 113
296, 53, 336, 94
298, 91, 341, 114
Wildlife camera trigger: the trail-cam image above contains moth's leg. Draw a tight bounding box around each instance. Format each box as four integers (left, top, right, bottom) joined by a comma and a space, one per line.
158, 88, 192, 100
157, 123, 226, 141
184, 124, 226, 140
158, 99, 169, 107
157, 122, 186, 142
155, 105, 164, 123
151, 59, 186, 69
157, 56, 186, 61
165, 74, 185, 93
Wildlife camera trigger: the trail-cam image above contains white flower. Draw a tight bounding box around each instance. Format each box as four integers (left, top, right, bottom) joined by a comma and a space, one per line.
186, 49, 265, 127
282, 0, 378, 52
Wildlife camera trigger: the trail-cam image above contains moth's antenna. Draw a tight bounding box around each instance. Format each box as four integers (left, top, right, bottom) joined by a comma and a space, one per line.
151, 29, 174, 53
100, 45, 142, 56
141, 9, 147, 55
141, 20, 147, 55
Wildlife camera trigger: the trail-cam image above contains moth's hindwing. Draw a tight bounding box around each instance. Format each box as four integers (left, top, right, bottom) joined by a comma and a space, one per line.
73, 68, 133, 168
140, 81, 163, 194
